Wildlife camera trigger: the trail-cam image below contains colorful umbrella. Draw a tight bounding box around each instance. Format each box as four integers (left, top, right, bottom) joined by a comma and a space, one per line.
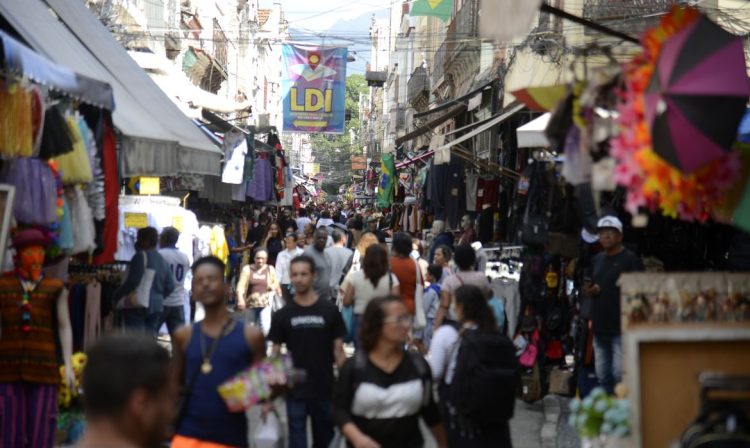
644, 14, 750, 173
511, 85, 568, 112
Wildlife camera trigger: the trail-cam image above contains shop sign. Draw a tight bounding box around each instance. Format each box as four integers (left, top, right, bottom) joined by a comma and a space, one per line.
172, 216, 184, 232
351, 156, 367, 170
303, 162, 320, 175
281, 44, 347, 134
124, 212, 148, 229
139, 177, 160, 195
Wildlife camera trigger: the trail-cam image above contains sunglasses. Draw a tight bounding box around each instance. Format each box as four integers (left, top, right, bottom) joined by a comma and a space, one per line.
383, 315, 413, 326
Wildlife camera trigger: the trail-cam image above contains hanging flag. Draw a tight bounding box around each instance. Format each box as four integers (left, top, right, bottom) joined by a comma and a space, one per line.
410, 0, 453, 22
281, 44, 347, 134
376, 153, 397, 208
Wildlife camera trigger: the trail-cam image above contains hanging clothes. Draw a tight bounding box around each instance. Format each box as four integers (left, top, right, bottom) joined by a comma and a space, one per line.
246, 154, 275, 202
37, 104, 74, 160
0, 82, 33, 158
243, 134, 256, 182
66, 186, 97, 255
444, 159, 465, 229
1, 158, 58, 225
222, 139, 247, 185
53, 115, 94, 185
93, 117, 119, 265
465, 172, 479, 212
476, 177, 500, 212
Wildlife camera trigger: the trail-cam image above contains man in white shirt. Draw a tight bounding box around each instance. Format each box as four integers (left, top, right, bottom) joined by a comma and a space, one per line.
158, 227, 191, 337
325, 229, 353, 303
295, 208, 312, 233
275, 233, 304, 302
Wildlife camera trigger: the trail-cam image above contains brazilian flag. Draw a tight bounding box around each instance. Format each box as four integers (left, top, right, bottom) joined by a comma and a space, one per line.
410, 0, 453, 22
376, 153, 397, 209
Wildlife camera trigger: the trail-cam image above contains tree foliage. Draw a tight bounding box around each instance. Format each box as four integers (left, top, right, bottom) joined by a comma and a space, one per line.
311, 74, 368, 194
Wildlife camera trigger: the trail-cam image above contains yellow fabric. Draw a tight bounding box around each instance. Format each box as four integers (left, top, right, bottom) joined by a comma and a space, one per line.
0, 83, 33, 157
209, 225, 229, 266
53, 116, 93, 184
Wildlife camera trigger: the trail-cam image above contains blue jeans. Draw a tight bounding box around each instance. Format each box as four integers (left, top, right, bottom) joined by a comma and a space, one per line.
158, 305, 186, 336
121, 308, 161, 336
593, 334, 622, 395
286, 398, 334, 448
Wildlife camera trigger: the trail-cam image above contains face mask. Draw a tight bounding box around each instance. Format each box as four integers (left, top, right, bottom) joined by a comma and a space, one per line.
410, 250, 420, 260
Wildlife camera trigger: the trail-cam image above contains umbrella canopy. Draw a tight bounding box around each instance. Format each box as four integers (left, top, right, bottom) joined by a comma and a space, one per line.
511, 85, 568, 112
645, 14, 750, 173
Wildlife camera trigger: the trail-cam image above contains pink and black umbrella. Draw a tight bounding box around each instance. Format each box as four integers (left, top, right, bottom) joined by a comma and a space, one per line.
644, 14, 750, 173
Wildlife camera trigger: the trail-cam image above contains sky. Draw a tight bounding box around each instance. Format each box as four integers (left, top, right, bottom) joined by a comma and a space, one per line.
273, 0, 393, 31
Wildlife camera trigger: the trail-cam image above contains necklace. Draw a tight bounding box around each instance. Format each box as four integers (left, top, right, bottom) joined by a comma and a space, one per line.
18, 276, 42, 333
198, 318, 233, 375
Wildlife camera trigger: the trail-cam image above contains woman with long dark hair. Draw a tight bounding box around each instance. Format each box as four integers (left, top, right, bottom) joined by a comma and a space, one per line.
334, 296, 447, 448
342, 244, 399, 348
429, 284, 515, 447
261, 222, 283, 267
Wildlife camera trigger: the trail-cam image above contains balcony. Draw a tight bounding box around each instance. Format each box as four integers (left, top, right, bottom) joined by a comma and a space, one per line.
407, 66, 429, 106
432, 40, 446, 86
446, 0, 478, 55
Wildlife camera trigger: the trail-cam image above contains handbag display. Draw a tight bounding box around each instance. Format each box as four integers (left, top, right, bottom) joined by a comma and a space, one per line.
520, 362, 543, 403
117, 251, 154, 309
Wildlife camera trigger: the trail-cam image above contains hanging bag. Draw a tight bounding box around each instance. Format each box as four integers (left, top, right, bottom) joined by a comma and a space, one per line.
118, 251, 154, 309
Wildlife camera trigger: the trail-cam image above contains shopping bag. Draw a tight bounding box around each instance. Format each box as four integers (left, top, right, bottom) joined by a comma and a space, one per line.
413, 259, 426, 330
328, 429, 346, 448
252, 409, 282, 448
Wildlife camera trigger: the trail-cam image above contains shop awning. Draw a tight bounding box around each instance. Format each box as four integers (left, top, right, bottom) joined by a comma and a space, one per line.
0, 30, 113, 109
516, 113, 550, 148
432, 103, 525, 154
46, 0, 223, 176
0, 0, 221, 177
395, 104, 466, 146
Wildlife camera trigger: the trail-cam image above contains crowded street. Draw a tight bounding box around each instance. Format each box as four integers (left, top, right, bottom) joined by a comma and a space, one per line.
1, 1, 750, 448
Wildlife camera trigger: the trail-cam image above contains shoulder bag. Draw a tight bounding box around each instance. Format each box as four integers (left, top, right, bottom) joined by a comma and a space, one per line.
118, 251, 155, 309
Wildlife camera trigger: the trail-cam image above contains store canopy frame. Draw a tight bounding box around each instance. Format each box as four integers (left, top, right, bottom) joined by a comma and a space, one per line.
413, 78, 495, 119
431, 103, 525, 154
395, 104, 466, 146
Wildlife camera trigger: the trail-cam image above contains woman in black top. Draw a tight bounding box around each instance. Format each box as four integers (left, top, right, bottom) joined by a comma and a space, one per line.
261, 222, 283, 267
333, 296, 447, 448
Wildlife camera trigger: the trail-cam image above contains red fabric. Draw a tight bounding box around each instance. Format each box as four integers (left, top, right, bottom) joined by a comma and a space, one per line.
476, 178, 500, 211
93, 116, 118, 265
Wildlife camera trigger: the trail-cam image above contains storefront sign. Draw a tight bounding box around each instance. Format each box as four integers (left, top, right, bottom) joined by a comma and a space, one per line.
351, 156, 367, 170
282, 44, 347, 134
124, 212, 148, 229
139, 177, 160, 195
172, 215, 184, 232
303, 162, 320, 175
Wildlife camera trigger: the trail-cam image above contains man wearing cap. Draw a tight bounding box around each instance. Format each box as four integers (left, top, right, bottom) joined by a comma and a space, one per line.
585, 216, 644, 394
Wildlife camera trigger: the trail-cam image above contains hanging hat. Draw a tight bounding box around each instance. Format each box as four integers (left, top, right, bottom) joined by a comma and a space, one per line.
12, 228, 49, 250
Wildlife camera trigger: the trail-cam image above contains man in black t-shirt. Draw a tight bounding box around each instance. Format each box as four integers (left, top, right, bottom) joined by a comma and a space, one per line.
268, 255, 346, 448
585, 216, 644, 394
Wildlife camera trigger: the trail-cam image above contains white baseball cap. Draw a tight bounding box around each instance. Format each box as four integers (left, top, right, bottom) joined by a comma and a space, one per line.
597, 216, 623, 233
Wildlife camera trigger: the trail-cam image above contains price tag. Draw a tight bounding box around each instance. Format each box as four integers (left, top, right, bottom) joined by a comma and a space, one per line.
172, 216, 184, 232
139, 177, 160, 195
451, 188, 458, 196
124, 212, 148, 229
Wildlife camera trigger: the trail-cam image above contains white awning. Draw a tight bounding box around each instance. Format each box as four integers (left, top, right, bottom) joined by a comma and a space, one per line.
432, 103, 525, 154
0, 0, 221, 176
516, 113, 550, 148
46, 0, 223, 176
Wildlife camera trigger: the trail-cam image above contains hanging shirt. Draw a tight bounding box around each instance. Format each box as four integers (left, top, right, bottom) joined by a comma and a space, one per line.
465, 172, 478, 212
221, 140, 247, 185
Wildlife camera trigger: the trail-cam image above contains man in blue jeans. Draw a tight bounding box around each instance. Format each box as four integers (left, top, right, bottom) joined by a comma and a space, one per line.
158, 227, 191, 337
585, 216, 644, 394
268, 255, 346, 448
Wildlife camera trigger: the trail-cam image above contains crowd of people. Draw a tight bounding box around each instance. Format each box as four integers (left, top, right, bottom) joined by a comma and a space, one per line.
80, 204, 522, 448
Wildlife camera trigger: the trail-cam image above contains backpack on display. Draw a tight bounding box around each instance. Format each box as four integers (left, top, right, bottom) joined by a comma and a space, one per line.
450, 329, 520, 425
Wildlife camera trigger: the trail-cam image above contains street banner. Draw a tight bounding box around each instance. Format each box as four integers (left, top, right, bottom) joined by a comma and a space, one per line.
410, 0, 453, 22
282, 44, 347, 134
376, 153, 396, 209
